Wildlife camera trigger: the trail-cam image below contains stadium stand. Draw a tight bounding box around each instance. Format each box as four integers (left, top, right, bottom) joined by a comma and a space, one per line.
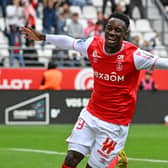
135, 19, 152, 33
83, 5, 97, 19
0, 0, 167, 68
69, 6, 82, 18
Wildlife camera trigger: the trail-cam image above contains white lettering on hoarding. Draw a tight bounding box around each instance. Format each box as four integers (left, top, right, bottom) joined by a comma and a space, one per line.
0, 79, 32, 89
65, 98, 89, 108
13, 110, 36, 119
51, 109, 60, 118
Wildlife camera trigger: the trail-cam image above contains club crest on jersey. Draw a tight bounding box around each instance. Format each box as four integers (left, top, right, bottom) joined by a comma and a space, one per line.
116, 62, 123, 71
92, 51, 101, 63
116, 55, 124, 71
117, 55, 124, 60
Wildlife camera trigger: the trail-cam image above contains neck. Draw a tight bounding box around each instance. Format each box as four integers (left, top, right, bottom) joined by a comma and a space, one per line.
104, 44, 122, 54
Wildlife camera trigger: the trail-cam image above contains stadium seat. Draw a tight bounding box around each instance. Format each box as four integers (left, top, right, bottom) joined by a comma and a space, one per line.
68, 49, 81, 60
79, 18, 88, 28
36, 18, 43, 32
0, 44, 10, 67
65, 18, 72, 26
129, 19, 136, 32
143, 32, 162, 45
143, 32, 157, 41
154, 45, 168, 58
36, 46, 47, 67
0, 32, 8, 45
44, 44, 55, 58
135, 19, 152, 32
70, 6, 83, 18
83, 6, 97, 19
38, 44, 56, 67
92, 0, 103, 7
0, 17, 6, 31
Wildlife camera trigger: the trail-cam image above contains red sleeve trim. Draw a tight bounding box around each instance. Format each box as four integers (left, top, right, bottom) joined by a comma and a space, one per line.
151, 57, 159, 70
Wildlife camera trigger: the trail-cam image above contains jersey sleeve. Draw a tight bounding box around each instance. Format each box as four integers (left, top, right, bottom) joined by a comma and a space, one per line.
73, 37, 94, 57
46, 35, 75, 49
133, 48, 159, 70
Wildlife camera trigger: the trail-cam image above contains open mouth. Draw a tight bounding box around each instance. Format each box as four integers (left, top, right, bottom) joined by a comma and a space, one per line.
107, 37, 117, 44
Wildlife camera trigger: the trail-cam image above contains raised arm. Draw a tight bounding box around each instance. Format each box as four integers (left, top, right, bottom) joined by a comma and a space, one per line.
154, 58, 168, 69
20, 27, 46, 41
20, 27, 93, 55
133, 48, 168, 70
20, 27, 75, 49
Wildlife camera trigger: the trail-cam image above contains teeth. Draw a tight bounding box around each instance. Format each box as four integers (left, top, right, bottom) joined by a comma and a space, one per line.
108, 37, 116, 40
109, 39, 116, 41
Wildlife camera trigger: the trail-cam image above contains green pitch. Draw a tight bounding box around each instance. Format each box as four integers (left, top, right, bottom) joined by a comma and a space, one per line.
0, 125, 168, 168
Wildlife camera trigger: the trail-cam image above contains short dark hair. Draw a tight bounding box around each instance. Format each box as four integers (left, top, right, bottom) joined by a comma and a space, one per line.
48, 62, 56, 69
72, 12, 79, 16
108, 12, 130, 29
145, 70, 152, 75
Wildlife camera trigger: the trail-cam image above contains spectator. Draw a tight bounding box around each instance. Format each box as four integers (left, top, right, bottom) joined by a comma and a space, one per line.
139, 71, 157, 91
59, 2, 70, 14
22, 0, 37, 28
68, 0, 88, 10
141, 40, 155, 53
114, 0, 130, 15
86, 0, 93, 5
39, 62, 63, 90
66, 12, 83, 38
102, 0, 116, 16
30, 0, 38, 10
5, 25, 24, 67
42, 0, 57, 34
54, 11, 68, 65
0, 0, 11, 18
30, 0, 39, 17
114, 3, 124, 13
129, 0, 146, 19
83, 18, 95, 38
131, 35, 140, 47
96, 11, 108, 30
93, 21, 105, 38
56, 10, 68, 35
141, 33, 159, 53
6, 0, 24, 28
160, 0, 168, 12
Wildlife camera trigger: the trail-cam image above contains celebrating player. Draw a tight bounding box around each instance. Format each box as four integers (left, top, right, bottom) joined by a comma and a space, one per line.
20, 12, 168, 168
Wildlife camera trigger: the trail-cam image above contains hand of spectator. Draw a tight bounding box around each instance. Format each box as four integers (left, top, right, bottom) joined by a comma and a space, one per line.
20, 27, 46, 41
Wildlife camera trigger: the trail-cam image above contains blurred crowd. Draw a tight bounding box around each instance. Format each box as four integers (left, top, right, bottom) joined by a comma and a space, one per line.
0, 0, 163, 67
160, 0, 168, 13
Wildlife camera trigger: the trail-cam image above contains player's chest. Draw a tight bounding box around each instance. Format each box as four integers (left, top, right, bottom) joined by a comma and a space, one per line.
89, 49, 134, 74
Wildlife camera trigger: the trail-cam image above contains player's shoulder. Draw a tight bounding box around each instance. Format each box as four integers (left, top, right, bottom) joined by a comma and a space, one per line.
92, 35, 104, 43
85, 35, 104, 50
123, 41, 138, 51
75, 36, 94, 48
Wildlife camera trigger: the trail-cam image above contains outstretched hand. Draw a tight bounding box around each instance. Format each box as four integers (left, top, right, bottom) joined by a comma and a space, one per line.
20, 27, 45, 41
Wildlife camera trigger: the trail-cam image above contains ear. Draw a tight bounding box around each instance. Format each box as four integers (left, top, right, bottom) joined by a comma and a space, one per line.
124, 29, 130, 39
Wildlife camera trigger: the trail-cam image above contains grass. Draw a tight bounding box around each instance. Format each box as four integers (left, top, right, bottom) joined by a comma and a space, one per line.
0, 124, 168, 168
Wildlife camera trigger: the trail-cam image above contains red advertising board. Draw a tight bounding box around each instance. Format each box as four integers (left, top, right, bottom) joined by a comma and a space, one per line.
0, 68, 94, 90
0, 68, 168, 90
0, 68, 44, 90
